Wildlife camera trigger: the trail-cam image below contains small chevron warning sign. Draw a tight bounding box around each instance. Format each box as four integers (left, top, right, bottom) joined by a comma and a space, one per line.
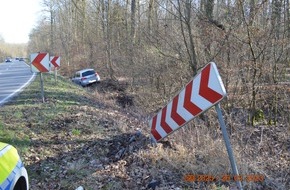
50, 56, 60, 68
150, 62, 227, 142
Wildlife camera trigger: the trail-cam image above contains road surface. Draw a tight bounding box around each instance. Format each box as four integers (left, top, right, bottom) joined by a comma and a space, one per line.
0, 60, 35, 106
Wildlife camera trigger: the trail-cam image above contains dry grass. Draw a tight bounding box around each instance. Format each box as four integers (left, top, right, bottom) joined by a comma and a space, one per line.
0, 73, 289, 190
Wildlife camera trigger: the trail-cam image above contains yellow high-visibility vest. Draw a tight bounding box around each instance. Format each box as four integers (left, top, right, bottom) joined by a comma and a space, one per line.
0, 142, 29, 190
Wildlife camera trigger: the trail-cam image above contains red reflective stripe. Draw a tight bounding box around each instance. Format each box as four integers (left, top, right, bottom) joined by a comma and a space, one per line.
160, 106, 173, 133
199, 64, 223, 103
184, 81, 202, 116
171, 95, 186, 126
151, 115, 162, 141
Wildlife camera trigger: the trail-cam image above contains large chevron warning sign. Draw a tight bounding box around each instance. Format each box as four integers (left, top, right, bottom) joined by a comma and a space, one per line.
30, 52, 50, 73
149, 62, 227, 142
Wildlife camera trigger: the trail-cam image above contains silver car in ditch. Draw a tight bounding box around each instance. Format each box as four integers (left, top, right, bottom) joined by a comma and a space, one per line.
72, 68, 100, 87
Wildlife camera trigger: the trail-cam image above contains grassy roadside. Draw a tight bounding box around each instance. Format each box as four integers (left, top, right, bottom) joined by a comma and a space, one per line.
0, 73, 156, 189
0, 73, 289, 190
0, 73, 94, 153
0, 73, 127, 189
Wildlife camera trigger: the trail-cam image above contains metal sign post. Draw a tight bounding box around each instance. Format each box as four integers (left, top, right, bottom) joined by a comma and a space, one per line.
40, 73, 45, 103
30, 52, 50, 103
54, 67, 58, 82
215, 103, 243, 190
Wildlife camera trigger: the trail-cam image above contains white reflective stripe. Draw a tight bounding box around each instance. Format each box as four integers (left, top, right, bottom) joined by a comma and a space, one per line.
0, 160, 22, 190
0, 145, 11, 157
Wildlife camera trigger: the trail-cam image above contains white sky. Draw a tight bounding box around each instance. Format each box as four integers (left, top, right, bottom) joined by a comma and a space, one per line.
0, 0, 42, 44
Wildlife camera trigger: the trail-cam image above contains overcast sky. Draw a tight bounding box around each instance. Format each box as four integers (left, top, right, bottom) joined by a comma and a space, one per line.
0, 0, 42, 44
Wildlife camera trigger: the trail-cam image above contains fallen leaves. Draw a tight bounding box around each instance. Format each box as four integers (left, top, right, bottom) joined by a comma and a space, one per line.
1, 75, 289, 190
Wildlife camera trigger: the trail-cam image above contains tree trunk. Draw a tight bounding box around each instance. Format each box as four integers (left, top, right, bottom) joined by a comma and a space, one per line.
178, 0, 198, 75
101, 0, 115, 80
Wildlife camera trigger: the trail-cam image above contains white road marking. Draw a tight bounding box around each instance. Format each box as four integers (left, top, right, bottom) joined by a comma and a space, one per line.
0, 73, 36, 106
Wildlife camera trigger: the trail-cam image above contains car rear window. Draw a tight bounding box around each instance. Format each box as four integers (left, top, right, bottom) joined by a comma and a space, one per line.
82, 70, 95, 77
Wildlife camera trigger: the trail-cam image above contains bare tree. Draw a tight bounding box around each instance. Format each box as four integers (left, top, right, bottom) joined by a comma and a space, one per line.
177, 0, 198, 75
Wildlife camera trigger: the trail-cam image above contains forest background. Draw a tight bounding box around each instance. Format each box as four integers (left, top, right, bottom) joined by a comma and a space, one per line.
0, 0, 289, 189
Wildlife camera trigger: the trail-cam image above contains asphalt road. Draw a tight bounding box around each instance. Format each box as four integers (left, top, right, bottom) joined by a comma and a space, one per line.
0, 60, 35, 106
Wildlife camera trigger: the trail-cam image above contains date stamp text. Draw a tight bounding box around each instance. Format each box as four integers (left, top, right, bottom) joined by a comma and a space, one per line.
183, 174, 265, 182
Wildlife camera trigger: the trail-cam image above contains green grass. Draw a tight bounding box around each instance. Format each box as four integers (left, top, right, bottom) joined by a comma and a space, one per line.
0, 73, 94, 154
0, 121, 30, 154
0, 72, 123, 189
72, 128, 81, 135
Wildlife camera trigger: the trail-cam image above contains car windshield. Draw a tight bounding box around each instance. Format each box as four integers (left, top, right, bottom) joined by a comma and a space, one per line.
82, 70, 95, 77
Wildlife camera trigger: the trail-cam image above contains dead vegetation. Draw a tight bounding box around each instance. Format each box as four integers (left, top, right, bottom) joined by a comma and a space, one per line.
0, 74, 289, 190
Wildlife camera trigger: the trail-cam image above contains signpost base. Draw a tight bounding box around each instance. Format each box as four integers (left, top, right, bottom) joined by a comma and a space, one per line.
215, 103, 243, 190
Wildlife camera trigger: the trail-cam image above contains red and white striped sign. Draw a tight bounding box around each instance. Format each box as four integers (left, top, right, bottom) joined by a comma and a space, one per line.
30, 52, 50, 73
150, 62, 227, 142
50, 56, 60, 68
